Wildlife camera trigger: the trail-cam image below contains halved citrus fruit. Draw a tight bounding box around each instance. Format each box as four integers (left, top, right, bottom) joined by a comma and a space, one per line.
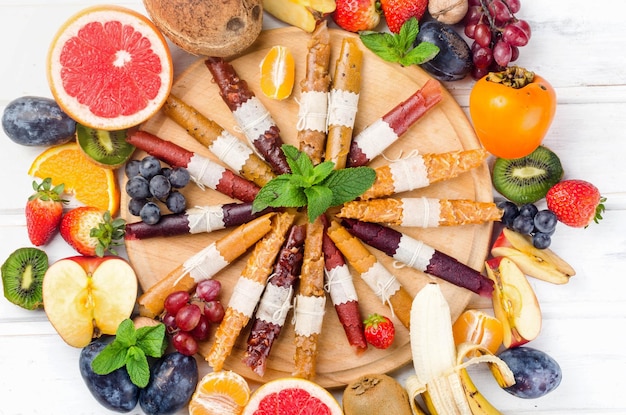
188, 371, 251, 415
28, 142, 120, 215
46, 5, 173, 131
242, 377, 343, 415
259, 45, 295, 100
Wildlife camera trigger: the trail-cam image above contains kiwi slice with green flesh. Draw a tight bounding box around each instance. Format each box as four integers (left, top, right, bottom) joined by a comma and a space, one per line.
1, 247, 48, 310
76, 124, 136, 168
492, 145, 564, 204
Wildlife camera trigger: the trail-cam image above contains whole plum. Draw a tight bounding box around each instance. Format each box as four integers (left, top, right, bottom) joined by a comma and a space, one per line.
498, 346, 563, 399
2, 96, 76, 146
79, 336, 140, 413
139, 352, 198, 415
415, 20, 473, 81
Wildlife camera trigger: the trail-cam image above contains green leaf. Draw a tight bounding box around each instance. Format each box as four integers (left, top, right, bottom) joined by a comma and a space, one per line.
91, 340, 128, 375
126, 346, 150, 388
283, 144, 313, 177
398, 17, 419, 50
360, 32, 402, 63
114, 318, 137, 348
399, 42, 440, 67
136, 323, 167, 358
311, 161, 335, 185
324, 167, 376, 206
253, 176, 307, 212
304, 185, 334, 222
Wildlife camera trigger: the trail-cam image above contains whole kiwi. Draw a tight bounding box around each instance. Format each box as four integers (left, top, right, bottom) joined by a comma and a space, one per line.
343, 373, 413, 415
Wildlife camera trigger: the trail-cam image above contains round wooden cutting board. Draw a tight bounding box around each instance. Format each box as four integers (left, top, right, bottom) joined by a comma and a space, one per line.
121, 27, 493, 389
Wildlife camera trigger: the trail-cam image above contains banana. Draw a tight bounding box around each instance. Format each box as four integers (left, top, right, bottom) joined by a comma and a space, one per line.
263, 0, 335, 32
405, 283, 515, 415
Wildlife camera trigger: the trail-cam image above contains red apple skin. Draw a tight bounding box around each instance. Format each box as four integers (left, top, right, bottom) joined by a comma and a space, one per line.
66, 255, 110, 272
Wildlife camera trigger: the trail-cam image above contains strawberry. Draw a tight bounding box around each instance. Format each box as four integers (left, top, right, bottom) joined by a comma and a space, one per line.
546, 179, 606, 228
25, 178, 66, 246
380, 0, 427, 33
363, 313, 395, 349
332, 0, 380, 32
59, 207, 126, 256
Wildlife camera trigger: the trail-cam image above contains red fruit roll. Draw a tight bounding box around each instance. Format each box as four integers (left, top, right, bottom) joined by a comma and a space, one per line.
347, 79, 443, 167
340, 218, 494, 297
126, 130, 260, 202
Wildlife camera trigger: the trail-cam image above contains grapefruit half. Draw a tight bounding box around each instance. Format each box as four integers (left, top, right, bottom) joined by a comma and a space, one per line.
46, 5, 173, 130
242, 377, 343, 415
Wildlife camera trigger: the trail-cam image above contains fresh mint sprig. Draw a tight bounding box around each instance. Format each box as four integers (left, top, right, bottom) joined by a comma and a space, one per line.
91, 319, 166, 388
252, 145, 376, 222
360, 17, 439, 66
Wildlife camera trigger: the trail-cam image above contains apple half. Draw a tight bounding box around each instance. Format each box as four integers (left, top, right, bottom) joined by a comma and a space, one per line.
485, 256, 542, 349
491, 228, 576, 284
43, 256, 138, 348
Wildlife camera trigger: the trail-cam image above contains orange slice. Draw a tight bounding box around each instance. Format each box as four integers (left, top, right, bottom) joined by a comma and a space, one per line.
46, 5, 173, 130
259, 45, 295, 100
188, 371, 251, 415
28, 142, 120, 215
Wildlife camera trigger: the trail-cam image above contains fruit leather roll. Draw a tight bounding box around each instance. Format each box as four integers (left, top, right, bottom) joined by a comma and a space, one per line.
126, 130, 260, 202
347, 79, 442, 167
137, 212, 275, 318
125, 202, 274, 240
324, 37, 363, 170
360, 148, 487, 200
205, 57, 290, 175
163, 94, 276, 187
243, 224, 306, 377
297, 21, 331, 165
326, 220, 412, 329
206, 211, 296, 372
338, 197, 503, 227
340, 218, 494, 297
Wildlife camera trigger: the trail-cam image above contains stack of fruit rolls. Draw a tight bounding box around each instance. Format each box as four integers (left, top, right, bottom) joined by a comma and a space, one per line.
324, 37, 362, 170
338, 197, 503, 227
347, 79, 442, 167
360, 148, 487, 200
205, 57, 291, 175
327, 220, 412, 329
137, 212, 276, 318
163, 94, 276, 187
126, 130, 260, 202
341, 218, 494, 297
206, 211, 296, 371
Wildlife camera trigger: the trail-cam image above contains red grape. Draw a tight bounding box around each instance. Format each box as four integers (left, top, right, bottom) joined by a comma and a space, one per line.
195, 279, 221, 302
164, 290, 190, 315
162, 312, 178, 334
204, 300, 225, 323
172, 331, 198, 356
502, 20, 531, 47
493, 40, 513, 66
488, 0, 513, 25
189, 314, 211, 341
464, 6, 483, 26
510, 45, 520, 62
175, 303, 202, 332
474, 23, 492, 47
503, 0, 521, 13
472, 46, 493, 68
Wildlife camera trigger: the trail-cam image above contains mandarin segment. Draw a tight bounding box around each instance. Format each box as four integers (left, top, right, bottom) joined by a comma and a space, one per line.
188, 371, 251, 415
452, 309, 504, 354
259, 45, 295, 100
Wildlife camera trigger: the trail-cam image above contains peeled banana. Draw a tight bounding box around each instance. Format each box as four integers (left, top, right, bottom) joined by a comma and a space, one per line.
405, 283, 515, 415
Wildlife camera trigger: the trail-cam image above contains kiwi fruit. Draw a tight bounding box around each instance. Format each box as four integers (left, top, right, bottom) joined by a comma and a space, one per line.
492, 145, 564, 204
76, 123, 136, 168
1, 247, 48, 310
343, 373, 413, 415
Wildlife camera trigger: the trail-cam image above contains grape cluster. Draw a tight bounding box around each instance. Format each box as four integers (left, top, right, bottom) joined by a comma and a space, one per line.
161, 280, 226, 356
463, 0, 531, 79
125, 156, 191, 224
498, 201, 558, 249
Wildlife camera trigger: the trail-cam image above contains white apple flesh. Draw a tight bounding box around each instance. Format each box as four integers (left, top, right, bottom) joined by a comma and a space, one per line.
43, 256, 138, 348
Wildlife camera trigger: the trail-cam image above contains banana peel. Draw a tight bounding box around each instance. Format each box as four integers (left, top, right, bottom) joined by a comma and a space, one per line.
405, 283, 515, 415
263, 0, 335, 32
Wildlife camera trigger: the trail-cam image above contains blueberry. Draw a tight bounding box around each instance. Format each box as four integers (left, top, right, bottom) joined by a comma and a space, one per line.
140, 202, 161, 225
518, 203, 539, 218
160, 167, 172, 178
532, 232, 552, 249
140, 156, 162, 180
497, 200, 519, 227
149, 174, 171, 200
168, 167, 191, 188
125, 176, 151, 199
534, 209, 557, 234
128, 198, 148, 216
166, 191, 187, 214
512, 214, 534, 235
124, 159, 141, 178
498, 346, 562, 399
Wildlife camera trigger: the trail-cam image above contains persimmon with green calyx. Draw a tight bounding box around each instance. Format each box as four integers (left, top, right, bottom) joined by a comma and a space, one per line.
469, 66, 557, 159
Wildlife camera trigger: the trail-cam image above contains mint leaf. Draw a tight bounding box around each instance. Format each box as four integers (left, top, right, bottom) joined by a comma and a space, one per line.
126, 346, 150, 388
400, 42, 440, 67
114, 318, 136, 348
92, 340, 128, 375
283, 144, 313, 177
360, 32, 402, 63
311, 161, 335, 185
304, 185, 333, 223
253, 175, 307, 212
136, 324, 167, 358
324, 167, 376, 206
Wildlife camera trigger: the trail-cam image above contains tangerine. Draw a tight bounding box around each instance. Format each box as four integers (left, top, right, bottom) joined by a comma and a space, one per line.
188, 371, 251, 415
28, 142, 120, 215
259, 45, 295, 100
46, 5, 173, 130
452, 309, 504, 354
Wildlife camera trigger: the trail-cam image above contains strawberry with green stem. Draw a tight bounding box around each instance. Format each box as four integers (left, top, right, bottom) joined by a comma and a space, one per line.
546, 179, 606, 228
363, 313, 395, 349
60, 207, 126, 256
380, 0, 427, 33
26, 177, 67, 246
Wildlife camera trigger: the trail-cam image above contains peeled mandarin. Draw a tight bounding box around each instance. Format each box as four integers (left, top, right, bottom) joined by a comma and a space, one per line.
452, 309, 504, 354
259, 45, 295, 100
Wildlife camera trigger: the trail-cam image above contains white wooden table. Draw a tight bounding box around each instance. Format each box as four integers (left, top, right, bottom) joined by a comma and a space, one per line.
1, 1, 625, 414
